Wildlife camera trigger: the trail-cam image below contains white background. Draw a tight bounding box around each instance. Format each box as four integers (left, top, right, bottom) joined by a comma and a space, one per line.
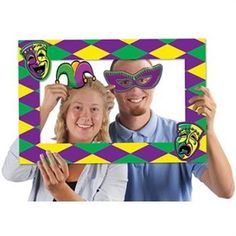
0, 0, 235, 236
41, 59, 185, 142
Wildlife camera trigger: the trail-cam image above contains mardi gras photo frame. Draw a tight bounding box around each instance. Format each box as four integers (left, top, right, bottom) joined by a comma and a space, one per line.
18, 39, 207, 164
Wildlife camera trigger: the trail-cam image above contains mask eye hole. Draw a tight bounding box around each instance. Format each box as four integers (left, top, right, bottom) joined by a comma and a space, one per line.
27, 55, 35, 64
117, 78, 133, 88
136, 77, 151, 86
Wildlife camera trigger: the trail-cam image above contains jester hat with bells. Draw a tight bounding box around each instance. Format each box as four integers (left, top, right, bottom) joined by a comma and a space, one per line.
56, 60, 96, 88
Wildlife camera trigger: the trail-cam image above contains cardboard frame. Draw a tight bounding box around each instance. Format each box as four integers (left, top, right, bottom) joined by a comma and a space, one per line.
18, 39, 207, 164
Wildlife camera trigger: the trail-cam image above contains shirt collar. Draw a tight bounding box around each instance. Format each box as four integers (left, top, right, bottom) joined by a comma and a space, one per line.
114, 110, 158, 141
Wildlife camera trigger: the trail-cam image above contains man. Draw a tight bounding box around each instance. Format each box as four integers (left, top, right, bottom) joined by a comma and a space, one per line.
107, 59, 234, 201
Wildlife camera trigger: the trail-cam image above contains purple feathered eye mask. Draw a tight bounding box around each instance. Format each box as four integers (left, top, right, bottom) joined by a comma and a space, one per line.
103, 64, 163, 93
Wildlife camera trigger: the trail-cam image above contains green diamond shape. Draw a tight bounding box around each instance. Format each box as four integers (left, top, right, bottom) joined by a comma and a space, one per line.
19, 102, 33, 116
195, 117, 207, 131
188, 81, 207, 96
19, 139, 34, 153
114, 154, 146, 163
160, 39, 176, 44
19, 66, 30, 79
188, 45, 206, 61
112, 45, 146, 59
192, 154, 208, 163
48, 46, 71, 60
151, 143, 175, 152
84, 40, 99, 45
75, 143, 110, 153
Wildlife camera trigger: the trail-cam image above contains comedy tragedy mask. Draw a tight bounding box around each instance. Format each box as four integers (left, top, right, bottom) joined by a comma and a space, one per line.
175, 123, 204, 160
21, 42, 50, 80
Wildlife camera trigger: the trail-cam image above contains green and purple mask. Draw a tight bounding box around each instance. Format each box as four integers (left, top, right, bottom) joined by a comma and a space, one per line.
175, 123, 203, 160
21, 42, 50, 80
104, 64, 163, 93
56, 60, 96, 88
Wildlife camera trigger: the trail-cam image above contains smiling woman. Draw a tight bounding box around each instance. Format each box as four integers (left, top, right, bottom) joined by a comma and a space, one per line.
2, 74, 128, 201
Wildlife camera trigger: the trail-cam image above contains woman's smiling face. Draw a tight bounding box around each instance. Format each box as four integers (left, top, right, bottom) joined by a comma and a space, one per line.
66, 88, 104, 143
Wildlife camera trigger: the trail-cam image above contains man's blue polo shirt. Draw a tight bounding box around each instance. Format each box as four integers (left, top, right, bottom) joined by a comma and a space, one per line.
109, 112, 207, 201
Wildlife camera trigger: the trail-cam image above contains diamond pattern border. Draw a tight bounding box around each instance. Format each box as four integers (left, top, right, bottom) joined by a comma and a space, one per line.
18, 39, 207, 164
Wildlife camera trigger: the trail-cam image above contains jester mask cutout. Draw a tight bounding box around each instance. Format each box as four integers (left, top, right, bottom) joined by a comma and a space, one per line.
104, 64, 163, 93
175, 123, 204, 160
21, 42, 50, 80
56, 60, 96, 88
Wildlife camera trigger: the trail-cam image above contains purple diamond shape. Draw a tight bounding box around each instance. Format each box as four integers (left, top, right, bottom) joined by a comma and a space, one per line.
20, 76, 39, 91
170, 39, 203, 52
132, 39, 165, 52
20, 128, 40, 145
21, 146, 44, 163
20, 110, 40, 127
133, 145, 166, 162
180, 54, 203, 70
59, 145, 89, 163
55, 40, 88, 53
185, 72, 204, 89
19, 91, 40, 108
94, 40, 127, 53
96, 145, 128, 162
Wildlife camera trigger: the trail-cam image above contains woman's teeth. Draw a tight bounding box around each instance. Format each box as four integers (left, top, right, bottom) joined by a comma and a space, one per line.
77, 124, 92, 128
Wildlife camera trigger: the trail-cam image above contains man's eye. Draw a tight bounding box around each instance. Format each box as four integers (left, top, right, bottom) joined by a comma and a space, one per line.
75, 106, 80, 110
137, 77, 151, 85
117, 79, 132, 87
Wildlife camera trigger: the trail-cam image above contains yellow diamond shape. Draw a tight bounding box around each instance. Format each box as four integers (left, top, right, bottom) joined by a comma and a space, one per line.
18, 47, 23, 62
19, 120, 33, 135
45, 39, 62, 45
198, 38, 206, 43
188, 63, 206, 80
112, 142, 148, 153
121, 39, 138, 44
151, 153, 185, 163
74, 45, 109, 60
150, 45, 185, 59
199, 135, 207, 152
19, 84, 33, 98
187, 104, 199, 113
37, 143, 72, 153
19, 157, 34, 164
75, 154, 110, 164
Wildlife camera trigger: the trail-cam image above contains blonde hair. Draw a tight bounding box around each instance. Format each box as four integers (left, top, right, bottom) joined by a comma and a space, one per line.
54, 78, 110, 143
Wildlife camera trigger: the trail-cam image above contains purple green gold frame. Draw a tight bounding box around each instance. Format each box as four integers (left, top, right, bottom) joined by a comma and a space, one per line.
19, 39, 207, 164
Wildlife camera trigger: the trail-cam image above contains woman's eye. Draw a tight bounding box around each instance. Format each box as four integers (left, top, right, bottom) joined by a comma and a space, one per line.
91, 107, 99, 112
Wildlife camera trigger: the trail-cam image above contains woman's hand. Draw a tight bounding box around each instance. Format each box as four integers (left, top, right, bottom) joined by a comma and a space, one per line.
41, 84, 69, 113
40, 84, 69, 128
189, 86, 216, 133
38, 151, 69, 194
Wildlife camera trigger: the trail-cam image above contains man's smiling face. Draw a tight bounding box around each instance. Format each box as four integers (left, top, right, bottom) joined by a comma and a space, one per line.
113, 60, 155, 117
